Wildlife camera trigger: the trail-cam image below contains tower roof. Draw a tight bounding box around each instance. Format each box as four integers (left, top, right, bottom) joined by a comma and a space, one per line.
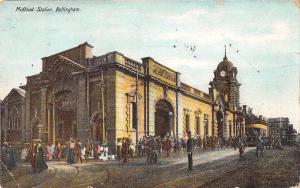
217, 45, 234, 71
217, 58, 234, 71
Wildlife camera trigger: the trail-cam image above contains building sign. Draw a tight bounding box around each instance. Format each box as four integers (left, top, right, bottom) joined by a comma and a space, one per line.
149, 62, 176, 86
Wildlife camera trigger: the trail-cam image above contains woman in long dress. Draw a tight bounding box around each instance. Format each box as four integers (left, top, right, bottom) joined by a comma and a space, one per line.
46, 144, 52, 161
36, 141, 48, 172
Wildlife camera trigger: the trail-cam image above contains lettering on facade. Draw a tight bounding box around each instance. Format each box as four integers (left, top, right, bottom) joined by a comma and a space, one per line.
91, 55, 107, 66
153, 65, 176, 83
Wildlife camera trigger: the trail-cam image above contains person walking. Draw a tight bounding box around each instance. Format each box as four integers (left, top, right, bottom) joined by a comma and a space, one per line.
186, 131, 193, 172
239, 141, 246, 160
36, 140, 48, 172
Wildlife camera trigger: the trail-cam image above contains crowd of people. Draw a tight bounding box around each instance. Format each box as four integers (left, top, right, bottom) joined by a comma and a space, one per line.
0, 131, 284, 173
1, 142, 16, 170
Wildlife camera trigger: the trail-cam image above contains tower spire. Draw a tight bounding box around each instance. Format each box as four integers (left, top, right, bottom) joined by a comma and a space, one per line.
223, 44, 227, 60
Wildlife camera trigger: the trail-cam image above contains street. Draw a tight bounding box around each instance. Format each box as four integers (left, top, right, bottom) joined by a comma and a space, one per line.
1, 146, 300, 188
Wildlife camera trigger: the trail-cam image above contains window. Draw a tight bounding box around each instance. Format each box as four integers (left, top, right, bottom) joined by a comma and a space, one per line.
229, 121, 232, 137
131, 102, 137, 129
185, 114, 190, 132
196, 116, 200, 135
204, 118, 209, 136
233, 122, 236, 136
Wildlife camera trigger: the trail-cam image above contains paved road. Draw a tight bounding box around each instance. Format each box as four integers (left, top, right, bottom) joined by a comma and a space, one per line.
1, 147, 254, 188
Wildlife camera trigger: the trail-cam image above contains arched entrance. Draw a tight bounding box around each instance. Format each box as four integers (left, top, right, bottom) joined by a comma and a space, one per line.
49, 90, 77, 143
56, 110, 76, 141
155, 99, 174, 137
217, 110, 224, 138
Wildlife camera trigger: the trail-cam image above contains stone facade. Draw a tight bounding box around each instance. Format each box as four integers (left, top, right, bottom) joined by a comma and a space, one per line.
268, 117, 296, 144
0, 89, 26, 143
1, 42, 246, 154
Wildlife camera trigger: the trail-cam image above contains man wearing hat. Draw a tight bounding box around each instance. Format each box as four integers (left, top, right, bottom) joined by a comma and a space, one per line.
186, 130, 193, 171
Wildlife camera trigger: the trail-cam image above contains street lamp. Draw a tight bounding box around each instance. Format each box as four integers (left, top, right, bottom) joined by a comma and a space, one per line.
168, 111, 173, 136
95, 70, 106, 143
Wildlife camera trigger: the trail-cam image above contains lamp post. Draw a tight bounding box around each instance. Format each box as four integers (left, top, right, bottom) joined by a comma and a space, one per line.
48, 87, 57, 145
96, 70, 105, 143
135, 71, 139, 144
168, 111, 173, 136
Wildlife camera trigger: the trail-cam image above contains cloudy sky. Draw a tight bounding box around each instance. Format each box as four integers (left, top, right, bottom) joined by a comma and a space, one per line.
0, 1, 299, 131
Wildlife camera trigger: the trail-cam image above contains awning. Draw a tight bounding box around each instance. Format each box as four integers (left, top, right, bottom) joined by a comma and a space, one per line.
247, 124, 267, 130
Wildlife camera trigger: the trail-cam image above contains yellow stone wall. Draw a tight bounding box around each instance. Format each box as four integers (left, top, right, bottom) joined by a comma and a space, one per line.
181, 95, 212, 137
115, 70, 145, 144
148, 82, 177, 136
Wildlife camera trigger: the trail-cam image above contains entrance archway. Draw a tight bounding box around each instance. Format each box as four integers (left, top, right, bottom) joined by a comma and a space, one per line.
56, 110, 76, 141
217, 110, 224, 138
49, 90, 77, 143
155, 99, 174, 137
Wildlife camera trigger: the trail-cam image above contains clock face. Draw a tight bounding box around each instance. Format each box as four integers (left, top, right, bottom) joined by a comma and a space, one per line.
220, 70, 226, 77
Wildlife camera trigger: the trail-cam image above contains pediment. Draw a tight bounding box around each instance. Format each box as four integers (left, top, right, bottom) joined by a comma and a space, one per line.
43, 55, 86, 82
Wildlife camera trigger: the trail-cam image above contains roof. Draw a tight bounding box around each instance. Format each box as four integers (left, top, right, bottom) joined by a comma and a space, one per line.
217, 57, 234, 71
42, 41, 94, 60
3, 88, 25, 101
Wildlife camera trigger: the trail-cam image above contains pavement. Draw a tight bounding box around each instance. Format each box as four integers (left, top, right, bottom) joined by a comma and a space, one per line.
1, 147, 255, 188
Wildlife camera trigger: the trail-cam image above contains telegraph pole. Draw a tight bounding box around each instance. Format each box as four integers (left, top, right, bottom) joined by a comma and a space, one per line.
135, 71, 139, 143
101, 70, 106, 142
95, 71, 106, 143
52, 87, 56, 145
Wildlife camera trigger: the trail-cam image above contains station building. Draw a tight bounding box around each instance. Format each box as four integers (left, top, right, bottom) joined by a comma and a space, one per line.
0, 42, 246, 153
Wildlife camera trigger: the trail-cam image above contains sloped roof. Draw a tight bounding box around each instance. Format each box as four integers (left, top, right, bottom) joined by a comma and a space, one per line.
3, 88, 25, 101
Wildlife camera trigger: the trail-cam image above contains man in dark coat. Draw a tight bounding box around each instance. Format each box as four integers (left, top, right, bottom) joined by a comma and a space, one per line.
186, 131, 193, 171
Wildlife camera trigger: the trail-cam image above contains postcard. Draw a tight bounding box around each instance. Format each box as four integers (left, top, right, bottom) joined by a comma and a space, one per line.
0, 1, 299, 188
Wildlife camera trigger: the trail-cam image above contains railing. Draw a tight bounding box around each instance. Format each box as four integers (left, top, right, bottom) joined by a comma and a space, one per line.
124, 57, 143, 73
181, 83, 210, 100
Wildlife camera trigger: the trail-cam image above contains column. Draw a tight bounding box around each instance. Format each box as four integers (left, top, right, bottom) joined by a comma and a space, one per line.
4, 105, 8, 141
25, 91, 31, 141
77, 74, 88, 142
48, 109, 51, 143
148, 82, 155, 135
176, 72, 182, 137
40, 87, 47, 142
21, 98, 26, 142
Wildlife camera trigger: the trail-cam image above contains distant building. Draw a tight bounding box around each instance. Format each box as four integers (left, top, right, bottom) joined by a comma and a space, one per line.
0, 89, 26, 144
243, 105, 268, 142
268, 117, 296, 145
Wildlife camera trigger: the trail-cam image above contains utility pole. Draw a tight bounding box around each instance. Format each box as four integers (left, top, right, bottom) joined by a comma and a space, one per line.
135, 71, 139, 144
96, 70, 106, 143
52, 87, 56, 145
48, 87, 56, 145
101, 70, 106, 142
96, 70, 107, 143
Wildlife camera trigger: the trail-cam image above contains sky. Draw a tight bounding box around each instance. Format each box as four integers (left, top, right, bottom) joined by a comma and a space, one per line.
0, 0, 299, 132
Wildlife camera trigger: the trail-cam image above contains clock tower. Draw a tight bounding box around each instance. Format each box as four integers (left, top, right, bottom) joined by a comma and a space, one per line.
211, 46, 240, 111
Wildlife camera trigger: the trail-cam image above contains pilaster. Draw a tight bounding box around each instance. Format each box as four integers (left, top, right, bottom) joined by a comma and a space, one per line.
77, 74, 88, 142
21, 97, 26, 142
25, 91, 31, 141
